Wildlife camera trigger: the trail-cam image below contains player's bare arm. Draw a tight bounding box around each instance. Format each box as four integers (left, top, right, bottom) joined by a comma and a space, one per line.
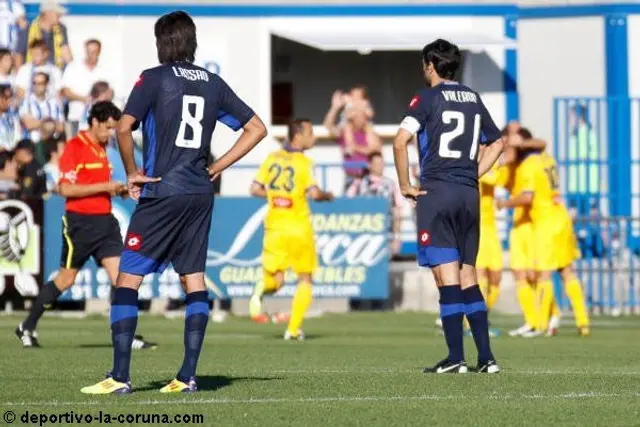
478, 136, 505, 177
308, 186, 334, 202
249, 181, 267, 198
117, 114, 161, 201
393, 127, 426, 204
322, 90, 345, 138
496, 191, 533, 209
58, 181, 126, 198
208, 115, 267, 182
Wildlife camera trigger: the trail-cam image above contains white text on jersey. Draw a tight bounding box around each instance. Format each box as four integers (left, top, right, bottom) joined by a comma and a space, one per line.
441, 90, 477, 104
172, 66, 209, 82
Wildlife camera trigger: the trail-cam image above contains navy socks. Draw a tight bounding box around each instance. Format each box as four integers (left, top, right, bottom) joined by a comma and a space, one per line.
177, 291, 210, 383
438, 285, 465, 362
463, 285, 494, 363
110, 287, 139, 383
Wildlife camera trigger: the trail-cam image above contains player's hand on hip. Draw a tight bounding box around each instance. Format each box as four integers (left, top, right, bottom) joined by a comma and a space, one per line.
127, 171, 161, 201
208, 164, 222, 182
400, 185, 426, 207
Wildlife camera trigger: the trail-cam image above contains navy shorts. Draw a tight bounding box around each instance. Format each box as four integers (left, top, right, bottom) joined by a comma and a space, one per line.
61, 212, 123, 269
119, 194, 214, 276
416, 181, 479, 268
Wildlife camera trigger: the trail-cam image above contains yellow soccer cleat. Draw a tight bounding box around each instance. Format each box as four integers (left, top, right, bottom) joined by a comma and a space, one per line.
160, 377, 197, 393
81, 376, 131, 395
578, 326, 591, 337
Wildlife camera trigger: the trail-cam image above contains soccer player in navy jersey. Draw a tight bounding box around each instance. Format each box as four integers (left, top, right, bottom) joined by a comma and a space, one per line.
81, 11, 267, 394
393, 39, 505, 374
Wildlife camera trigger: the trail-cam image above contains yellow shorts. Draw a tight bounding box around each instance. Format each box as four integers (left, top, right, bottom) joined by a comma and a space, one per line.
509, 221, 534, 271
262, 227, 317, 274
476, 226, 503, 271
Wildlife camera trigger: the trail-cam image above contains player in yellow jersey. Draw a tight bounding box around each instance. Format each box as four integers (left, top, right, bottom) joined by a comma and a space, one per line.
248, 119, 334, 340
499, 131, 590, 337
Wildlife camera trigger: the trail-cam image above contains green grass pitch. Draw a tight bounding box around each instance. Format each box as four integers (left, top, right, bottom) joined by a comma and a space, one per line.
1, 313, 639, 426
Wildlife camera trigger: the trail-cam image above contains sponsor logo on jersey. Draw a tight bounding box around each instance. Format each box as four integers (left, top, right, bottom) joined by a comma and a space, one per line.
272, 197, 293, 208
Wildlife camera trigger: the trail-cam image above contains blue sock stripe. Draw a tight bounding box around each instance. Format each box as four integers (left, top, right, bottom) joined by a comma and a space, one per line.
186, 291, 209, 304
110, 304, 138, 325
440, 303, 466, 318
465, 301, 487, 315
112, 288, 139, 306
186, 301, 210, 318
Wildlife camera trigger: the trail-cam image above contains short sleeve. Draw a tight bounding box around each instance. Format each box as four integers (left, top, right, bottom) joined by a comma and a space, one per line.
60, 63, 76, 88
216, 77, 254, 130
254, 157, 270, 186
478, 96, 502, 145
496, 166, 510, 188
123, 70, 158, 129
58, 143, 79, 185
399, 92, 428, 135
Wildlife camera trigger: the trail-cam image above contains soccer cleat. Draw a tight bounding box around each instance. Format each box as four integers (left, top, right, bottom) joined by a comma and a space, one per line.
15, 323, 40, 348
578, 326, 590, 337
508, 324, 534, 337
284, 329, 305, 341
81, 373, 132, 395
424, 358, 468, 374
160, 377, 197, 393
547, 316, 560, 337
522, 329, 544, 338
477, 359, 501, 374
271, 312, 290, 324
489, 327, 501, 338
131, 335, 157, 350
251, 313, 271, 324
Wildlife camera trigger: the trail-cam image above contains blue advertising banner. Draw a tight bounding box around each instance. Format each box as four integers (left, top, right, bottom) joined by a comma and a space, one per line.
44, 196, 390, 300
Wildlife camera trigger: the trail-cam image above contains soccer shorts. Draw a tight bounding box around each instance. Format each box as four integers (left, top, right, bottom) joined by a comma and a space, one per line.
416, 181, 479, 267
60, 212, 123, 269
262, 227, 317, 275
119, 194, 214, 276
476, 225, 503, 271
509, 221, 534, 271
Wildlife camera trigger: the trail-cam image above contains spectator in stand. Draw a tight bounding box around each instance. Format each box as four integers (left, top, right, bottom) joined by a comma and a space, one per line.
324, 90, 382, 190
0, 48, 14, 87
0, 0, 27, 67
0, 149, 18, 198
42, 136, 64, 193
19, 71, 64, 142
0, 84, 19, 151
15, 39, 61, 99
35, 117, 60, 164
20, 0, 71, 70
568, 104, 600, 217
62, 39, 110, 137
346, 151, 403, 255
78, 80, 114, 130
12, 138, 46, 199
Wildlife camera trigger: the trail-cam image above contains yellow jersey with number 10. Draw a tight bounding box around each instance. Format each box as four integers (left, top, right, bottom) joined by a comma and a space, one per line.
254, 149, 317, 231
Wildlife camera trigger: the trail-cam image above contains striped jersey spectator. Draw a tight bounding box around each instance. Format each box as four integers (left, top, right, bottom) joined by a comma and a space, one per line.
0, 83, 19, 151
0, 1, 25, 53
345, 151, 403, 255
18, 71, 63, 142
15, 39, 61, 99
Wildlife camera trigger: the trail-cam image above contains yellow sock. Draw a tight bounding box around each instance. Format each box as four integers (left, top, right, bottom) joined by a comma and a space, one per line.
566, 278, 590, 328
537, 280, 554, 332
478, 277, 489, 301
287, 281, 313, 336
250, 272, 282, 318
516, 280, 538, 328
487, 284, 500, 311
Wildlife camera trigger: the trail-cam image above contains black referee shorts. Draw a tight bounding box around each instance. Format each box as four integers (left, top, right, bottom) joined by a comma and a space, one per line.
60, 212, 124, 270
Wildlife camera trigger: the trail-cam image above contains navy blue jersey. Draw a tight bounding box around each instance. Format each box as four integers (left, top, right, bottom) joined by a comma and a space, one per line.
124, 63, 254, 198
401, 82, 501, 188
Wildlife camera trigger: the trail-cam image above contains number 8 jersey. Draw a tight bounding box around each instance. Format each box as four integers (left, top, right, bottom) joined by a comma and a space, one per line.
400, 82, 502, 188
123, 63, 255, 198
253, 147, 317, 232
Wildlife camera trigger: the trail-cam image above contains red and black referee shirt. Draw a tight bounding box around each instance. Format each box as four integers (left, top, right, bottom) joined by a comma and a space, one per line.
58, 131, 112, 215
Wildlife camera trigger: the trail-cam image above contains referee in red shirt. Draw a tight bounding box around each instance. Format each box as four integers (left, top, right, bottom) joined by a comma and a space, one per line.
16, 101, 155, 350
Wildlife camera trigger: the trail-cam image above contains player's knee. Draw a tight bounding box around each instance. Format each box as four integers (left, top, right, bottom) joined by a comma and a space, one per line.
559, 266, 575, 282
54, 269, 78, 289
432, 262, 460, 287
298, 273, 312, 285
264, 271, 284, 294
115, 272, 144, 290
488, 271, 502, 286
537, 270, 552, 281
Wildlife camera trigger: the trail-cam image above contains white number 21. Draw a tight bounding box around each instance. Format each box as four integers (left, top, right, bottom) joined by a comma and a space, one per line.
175, 95, 204, 149
439, 111, 481, 160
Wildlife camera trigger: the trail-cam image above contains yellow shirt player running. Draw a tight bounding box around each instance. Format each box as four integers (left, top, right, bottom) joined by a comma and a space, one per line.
501, 148, 590, 337
476, 162, 504, 311
248, 119, 334, 340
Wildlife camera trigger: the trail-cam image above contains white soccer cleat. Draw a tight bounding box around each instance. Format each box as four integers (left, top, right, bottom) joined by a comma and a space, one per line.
522, 330, 544, 338
508, 324, 533, 337
284, 329, 305, 341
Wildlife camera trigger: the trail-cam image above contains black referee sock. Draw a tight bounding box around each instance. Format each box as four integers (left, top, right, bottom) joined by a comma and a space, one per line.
23, 281, 62, 331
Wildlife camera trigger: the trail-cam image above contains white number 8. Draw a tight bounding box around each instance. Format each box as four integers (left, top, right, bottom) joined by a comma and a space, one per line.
175, 95, 204, 149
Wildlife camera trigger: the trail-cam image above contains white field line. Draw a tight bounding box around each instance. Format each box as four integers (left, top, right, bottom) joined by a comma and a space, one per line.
2, 391, 639, 408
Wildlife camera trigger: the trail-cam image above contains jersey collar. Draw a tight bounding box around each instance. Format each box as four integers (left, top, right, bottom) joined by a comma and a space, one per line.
78, 131, 106, 158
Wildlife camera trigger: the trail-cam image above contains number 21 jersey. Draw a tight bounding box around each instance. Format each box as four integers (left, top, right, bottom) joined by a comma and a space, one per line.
400, 82, 502, 188
124, 63, 255, 198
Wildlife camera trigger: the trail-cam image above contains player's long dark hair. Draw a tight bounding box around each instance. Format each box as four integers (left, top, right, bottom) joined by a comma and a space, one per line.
422, 39, 461, 80
154, 11, 197, 64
